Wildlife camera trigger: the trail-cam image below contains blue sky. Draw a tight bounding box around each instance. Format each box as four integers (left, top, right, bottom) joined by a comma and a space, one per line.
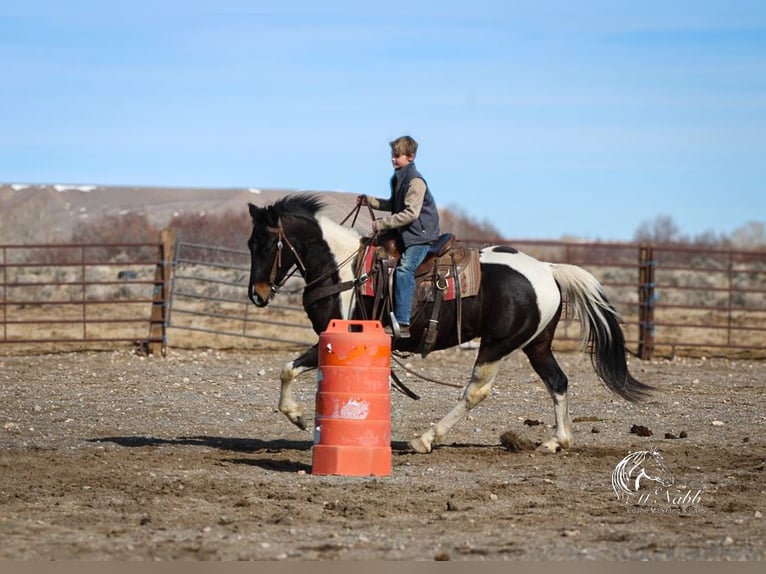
1, 1, 764, 241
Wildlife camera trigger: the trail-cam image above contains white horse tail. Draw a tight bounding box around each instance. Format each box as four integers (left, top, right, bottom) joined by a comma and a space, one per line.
549, 263, 652, 402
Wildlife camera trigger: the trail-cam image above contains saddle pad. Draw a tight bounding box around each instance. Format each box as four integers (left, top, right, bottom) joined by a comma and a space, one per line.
355, 242, 480, 302
415, 247, 481, 302
356, 244, 384, 298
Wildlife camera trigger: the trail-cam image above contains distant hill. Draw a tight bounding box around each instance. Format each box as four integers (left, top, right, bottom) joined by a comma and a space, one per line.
0, 183, 505, 244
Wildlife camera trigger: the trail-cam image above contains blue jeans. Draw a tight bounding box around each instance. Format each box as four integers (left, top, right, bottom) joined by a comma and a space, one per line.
394, 243, 431, 325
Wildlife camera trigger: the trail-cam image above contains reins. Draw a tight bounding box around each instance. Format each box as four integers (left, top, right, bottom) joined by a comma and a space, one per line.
342, 202, 465, 392
391, 354, 464, 389
265, 212, 372, 299
265, 202, 464, 395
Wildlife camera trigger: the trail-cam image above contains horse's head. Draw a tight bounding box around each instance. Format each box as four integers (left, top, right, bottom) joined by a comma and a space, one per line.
247, 194, 326, 307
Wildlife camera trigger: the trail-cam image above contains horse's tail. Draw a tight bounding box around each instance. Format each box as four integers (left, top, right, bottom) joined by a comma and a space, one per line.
550, 263, 653, 402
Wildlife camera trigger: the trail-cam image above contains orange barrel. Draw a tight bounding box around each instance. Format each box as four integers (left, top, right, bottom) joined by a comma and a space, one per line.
312, 319, 392, 476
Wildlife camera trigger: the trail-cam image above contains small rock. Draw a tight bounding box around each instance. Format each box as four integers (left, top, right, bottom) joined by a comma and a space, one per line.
754, 511, 762, 519
434, 552, 450, 561
664, 432, 677, 439
679, 430, 688, 438
712, 420, 724, 426
630, 424, 652, 437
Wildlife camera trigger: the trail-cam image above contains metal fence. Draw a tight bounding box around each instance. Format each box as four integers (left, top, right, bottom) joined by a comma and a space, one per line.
634, 243, 765, 358
168, 241, 315, 347
167, 238, 765, 359
0, 236, 171, 354
463, 239, 766, 359
2, 235, 764, 359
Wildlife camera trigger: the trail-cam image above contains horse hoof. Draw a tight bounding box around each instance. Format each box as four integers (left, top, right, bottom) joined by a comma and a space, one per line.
539, 439, 563, 453
288, 414, 308, 431
409, 436, 432, 454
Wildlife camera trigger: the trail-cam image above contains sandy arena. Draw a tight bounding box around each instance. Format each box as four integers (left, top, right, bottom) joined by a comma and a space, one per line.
0, 345, 764, 560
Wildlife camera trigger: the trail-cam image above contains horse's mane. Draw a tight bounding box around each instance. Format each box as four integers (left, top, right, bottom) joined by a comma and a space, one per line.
255, 193, 362, 255
268, 193, 362, 245
269, 193, 327, 220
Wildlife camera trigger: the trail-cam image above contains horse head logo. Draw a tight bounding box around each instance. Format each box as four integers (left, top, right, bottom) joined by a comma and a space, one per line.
612, 447, 675, 500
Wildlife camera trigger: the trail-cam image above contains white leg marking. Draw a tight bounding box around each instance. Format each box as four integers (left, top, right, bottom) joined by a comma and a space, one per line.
278, 360, 311, 430
540, 391, 572, 452
410, 361, 500, 453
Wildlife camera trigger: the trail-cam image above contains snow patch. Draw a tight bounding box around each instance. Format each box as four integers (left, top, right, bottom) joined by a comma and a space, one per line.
54, 184, 97, 193
248, 188, 262, 194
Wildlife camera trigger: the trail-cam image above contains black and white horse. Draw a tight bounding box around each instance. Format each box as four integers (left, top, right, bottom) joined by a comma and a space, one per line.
247, 194, 651, 453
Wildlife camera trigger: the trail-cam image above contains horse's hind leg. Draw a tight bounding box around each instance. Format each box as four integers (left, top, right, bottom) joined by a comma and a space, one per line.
523, 340, 572, 452
410, 359, 501, 454
278, 345, 318, 430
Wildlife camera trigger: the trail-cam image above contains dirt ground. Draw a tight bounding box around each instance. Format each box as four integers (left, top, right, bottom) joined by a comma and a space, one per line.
0, 344, 764, 561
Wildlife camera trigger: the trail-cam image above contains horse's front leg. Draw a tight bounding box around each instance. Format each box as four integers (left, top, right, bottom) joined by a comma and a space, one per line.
278, 345, 318, 430
410, 360, 500, 453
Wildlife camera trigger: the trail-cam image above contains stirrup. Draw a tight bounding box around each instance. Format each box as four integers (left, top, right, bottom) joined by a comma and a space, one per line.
388, 312, 401, 338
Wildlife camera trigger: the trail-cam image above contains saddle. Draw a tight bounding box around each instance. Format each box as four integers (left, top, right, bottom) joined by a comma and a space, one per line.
355, 232, 481, 357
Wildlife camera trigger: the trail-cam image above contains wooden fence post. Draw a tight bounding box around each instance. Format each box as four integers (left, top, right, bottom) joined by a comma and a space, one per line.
148, 228, 174, 356
637, 243, 656, 360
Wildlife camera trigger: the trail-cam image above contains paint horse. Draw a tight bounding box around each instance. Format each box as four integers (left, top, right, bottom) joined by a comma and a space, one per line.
247, 194, 652, 453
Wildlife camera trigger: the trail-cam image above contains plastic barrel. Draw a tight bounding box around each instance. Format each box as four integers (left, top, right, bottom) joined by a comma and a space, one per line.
312, 320, 392, 476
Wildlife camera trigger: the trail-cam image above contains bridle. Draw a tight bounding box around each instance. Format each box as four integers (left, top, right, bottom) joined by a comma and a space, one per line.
261, 215, 368, 303
253, 204, 447, 400
263, 218, 307, 295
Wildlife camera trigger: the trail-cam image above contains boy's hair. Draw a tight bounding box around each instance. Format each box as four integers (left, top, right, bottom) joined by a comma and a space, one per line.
389, 135, 418, 157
